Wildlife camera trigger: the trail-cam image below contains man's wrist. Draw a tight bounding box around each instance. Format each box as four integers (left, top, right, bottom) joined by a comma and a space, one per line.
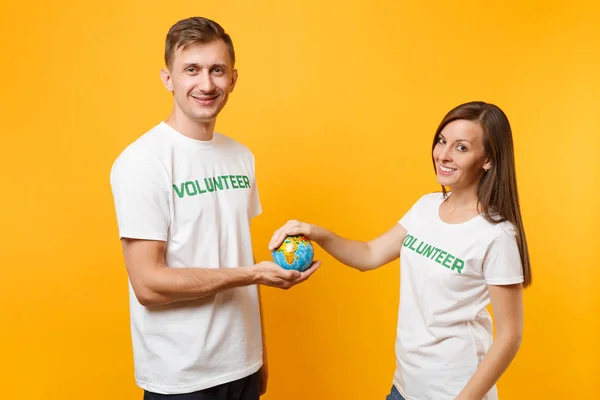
246, 263, 262, 285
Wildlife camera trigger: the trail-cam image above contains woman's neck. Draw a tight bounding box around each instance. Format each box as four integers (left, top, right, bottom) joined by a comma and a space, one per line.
445, 185, 479, 212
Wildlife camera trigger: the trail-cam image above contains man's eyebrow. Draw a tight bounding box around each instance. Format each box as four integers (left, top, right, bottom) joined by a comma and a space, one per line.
181, 63, 228, 69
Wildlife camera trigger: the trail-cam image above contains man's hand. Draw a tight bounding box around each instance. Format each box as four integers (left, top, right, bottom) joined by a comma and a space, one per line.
252, 260, 321, 289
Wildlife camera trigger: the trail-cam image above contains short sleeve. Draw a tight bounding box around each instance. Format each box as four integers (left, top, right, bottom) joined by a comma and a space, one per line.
483, 227, 524, 285
110, 155, 169, 241
248, 155, 262, 219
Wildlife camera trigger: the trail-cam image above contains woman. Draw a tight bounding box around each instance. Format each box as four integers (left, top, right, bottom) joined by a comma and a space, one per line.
268, 101, 531, 400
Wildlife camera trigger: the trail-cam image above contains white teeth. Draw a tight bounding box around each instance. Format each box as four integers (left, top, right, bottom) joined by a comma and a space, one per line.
440, 166, 456, 173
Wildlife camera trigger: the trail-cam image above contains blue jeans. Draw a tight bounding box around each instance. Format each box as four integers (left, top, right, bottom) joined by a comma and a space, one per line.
385, 385, 406, 400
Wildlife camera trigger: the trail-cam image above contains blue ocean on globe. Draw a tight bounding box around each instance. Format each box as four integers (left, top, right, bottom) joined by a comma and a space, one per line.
272, 235, 314, 272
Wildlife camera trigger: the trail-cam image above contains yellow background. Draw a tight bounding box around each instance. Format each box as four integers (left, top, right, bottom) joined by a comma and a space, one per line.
1, 0, 598, 399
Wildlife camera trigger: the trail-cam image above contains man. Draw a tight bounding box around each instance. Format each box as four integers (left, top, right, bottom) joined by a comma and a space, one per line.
110, 16, 319, 400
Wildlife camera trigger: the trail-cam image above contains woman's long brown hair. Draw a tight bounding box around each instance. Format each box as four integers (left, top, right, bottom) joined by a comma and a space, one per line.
431, 101, 532, 287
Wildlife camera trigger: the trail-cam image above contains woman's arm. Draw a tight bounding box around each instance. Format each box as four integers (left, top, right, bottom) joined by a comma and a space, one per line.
268, 220, 407, 271
456, 283, 524, 399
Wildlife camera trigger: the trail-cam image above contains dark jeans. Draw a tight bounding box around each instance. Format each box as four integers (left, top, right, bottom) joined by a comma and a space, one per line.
385, 385, 406, 400
143, 371, 260, 400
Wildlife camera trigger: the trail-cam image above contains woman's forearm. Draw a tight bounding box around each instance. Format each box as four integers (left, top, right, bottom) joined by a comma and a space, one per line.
456, 333, 522, 399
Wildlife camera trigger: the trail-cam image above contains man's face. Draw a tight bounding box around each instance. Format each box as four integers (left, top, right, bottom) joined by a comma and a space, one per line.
161, 40, 237, 123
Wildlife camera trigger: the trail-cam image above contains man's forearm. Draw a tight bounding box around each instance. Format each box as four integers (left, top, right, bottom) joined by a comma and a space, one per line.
137, 265, 257, 306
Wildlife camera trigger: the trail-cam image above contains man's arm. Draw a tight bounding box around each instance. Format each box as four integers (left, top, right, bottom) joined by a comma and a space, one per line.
121, 238, 320, 307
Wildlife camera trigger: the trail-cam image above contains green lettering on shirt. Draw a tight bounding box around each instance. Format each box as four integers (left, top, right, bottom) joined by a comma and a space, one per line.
403, 235, 465, 274
172, 174, 252, 198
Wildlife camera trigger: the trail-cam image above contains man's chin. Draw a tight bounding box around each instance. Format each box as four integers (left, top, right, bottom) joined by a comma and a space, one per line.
191, 104, 225, 121
190, 111, 219, 122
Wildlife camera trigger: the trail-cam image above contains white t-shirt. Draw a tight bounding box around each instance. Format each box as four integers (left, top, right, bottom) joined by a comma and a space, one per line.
395, 192, 524, 400
110, 122, 263, 394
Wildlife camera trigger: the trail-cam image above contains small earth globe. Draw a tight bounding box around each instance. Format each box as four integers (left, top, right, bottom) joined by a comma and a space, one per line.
272, 235, 314, 272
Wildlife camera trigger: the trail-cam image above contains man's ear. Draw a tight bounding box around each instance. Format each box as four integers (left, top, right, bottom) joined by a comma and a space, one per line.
160, 68, 173, 92
230, 69, 238, 92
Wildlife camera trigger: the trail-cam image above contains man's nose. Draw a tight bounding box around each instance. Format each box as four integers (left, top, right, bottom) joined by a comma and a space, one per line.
197, 71, 215, 92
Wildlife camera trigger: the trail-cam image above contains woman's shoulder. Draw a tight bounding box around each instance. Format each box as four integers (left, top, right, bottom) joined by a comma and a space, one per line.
478, 212, 518, 243
414, 191, 446, 207
401, 191, 445, 218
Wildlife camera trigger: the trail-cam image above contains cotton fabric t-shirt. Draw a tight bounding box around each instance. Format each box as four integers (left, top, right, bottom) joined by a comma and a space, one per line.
110, 122, 263, 394
394, 192, 524, 400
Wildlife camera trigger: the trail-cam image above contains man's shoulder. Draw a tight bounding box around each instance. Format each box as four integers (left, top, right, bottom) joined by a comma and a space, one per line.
215, 133, 255, 158
110, 123, 171, 178
116, 123, 171, 160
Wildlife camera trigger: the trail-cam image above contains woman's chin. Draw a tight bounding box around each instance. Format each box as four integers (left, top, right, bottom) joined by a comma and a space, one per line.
436, 174, 455, 187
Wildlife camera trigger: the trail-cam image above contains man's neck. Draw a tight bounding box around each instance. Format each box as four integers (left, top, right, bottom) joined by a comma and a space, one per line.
165, 110, 216, 141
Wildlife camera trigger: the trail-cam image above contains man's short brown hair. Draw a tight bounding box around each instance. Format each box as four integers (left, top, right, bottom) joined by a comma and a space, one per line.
164, 17, 235, 69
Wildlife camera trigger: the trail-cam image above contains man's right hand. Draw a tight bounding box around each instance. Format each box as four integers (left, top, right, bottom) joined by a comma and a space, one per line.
252, 260, 321, 289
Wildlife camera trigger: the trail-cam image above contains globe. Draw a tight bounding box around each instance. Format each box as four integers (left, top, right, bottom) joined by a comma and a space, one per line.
272, 235, 314, 272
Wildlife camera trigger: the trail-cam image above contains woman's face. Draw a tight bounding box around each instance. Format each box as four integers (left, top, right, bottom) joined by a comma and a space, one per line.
432, 119, 491, 191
